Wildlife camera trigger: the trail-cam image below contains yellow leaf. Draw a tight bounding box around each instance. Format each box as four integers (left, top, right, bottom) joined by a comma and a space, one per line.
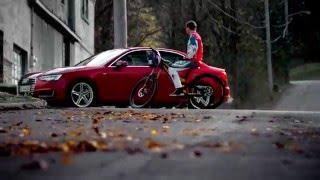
151, 129, 158, 136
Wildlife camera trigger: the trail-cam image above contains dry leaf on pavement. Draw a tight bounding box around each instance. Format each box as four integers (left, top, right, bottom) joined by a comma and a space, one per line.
21, 159, 49, 170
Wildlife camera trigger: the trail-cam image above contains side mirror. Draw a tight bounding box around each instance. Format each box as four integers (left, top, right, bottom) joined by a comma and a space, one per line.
114, 60, 128, 68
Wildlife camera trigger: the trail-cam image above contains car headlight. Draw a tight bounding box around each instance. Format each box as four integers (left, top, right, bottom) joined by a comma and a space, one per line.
38, 74, 62, 81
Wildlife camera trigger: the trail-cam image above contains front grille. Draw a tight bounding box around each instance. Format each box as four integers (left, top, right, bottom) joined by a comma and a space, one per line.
29, 78, 36, 84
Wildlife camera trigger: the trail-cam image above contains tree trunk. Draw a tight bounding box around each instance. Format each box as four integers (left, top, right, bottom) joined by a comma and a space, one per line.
229, 0, 239, 107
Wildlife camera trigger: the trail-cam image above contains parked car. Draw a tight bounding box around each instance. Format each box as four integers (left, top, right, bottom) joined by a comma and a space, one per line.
18, 47, 230, 108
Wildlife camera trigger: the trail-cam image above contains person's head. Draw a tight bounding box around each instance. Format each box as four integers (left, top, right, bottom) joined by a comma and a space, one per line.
185, 20, 197, 35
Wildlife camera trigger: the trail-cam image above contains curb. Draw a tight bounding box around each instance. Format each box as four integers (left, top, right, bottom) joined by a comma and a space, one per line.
0, 100, 47, 111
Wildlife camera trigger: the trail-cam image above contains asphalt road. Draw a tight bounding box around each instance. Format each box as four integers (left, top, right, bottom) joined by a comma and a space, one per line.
0, 108, 319, 180
275, 80, 320, 111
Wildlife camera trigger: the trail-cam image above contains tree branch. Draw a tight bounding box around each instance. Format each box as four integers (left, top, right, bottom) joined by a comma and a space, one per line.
206, 0, 265, 29
95, 1, 113, 20
134, 28, 162, 47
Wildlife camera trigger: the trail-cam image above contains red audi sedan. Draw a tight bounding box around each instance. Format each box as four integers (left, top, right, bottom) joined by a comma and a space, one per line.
19, 47, 230, 108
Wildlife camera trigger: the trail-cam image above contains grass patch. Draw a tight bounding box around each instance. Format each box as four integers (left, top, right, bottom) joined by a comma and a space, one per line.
290, 63, 320, 80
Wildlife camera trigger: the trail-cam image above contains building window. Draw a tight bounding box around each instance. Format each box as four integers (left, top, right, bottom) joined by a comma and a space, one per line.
81, 0, 89, 23
68, 0, 75, 30
10, 45, 27, 85
63, 38, 71, 67
12, 50, 22, 85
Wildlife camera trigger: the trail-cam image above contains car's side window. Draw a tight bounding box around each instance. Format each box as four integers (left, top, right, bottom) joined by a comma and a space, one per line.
159, 51, 184, 63
120, 51, 149, 66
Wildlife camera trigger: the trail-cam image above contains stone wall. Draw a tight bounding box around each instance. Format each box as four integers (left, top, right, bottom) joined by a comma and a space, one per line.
32, 13, 64, 71
0, 0, 31, 83
73, 0, 95, 63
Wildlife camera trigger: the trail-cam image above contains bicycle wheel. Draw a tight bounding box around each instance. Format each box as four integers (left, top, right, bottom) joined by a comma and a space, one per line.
129, 75, 157, 108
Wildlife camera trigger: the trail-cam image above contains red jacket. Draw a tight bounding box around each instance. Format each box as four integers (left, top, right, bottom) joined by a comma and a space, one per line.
187, 31, 203, 64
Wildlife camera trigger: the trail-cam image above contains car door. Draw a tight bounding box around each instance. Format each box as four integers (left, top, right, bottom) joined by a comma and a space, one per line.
153, 51, 186, 104
103, 50, 153, 103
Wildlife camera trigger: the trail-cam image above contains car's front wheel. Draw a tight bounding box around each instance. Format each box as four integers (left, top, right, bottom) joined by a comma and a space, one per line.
69, 82, 95, 108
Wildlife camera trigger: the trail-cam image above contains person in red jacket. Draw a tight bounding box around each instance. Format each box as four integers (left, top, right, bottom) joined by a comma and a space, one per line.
168, 20, 203, 96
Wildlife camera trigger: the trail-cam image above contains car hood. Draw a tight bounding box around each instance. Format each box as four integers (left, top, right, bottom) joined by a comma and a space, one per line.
21, 72, 42, 80
42, 66, 97, 75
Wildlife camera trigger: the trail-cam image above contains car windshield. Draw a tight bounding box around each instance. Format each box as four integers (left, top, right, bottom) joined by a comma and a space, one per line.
75, 49, 127, 67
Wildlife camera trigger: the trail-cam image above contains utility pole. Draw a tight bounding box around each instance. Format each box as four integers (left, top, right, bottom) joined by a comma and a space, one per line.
264, 0, 273, 93
113, 0, 127, 48
284, 0, 289, 36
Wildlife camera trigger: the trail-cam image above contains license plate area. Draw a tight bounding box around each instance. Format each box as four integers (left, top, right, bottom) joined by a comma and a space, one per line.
19, 85, 31, 93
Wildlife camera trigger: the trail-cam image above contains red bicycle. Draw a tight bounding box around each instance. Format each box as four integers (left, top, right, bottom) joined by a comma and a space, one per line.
129, 49, 224, 109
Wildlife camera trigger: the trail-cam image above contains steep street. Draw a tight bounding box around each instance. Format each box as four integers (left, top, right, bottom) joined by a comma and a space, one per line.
275, 81, 320, 111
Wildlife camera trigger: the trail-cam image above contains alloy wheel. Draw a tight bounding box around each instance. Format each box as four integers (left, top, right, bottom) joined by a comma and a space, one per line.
71, 82, 94, 107
190, 85, 214, 108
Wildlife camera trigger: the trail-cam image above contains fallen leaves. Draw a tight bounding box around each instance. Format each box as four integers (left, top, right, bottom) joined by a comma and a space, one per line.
2, 109, 316, 161
160, 152, 168, 159
200, 141, 245, 153
67, 140, 108, 153
274, 142, 285, 149
234, 116, 249, 123
100, 132, 107, 139
21, 159, 49, 170
61, 153, 73, 165
151, 129, 158, 136
125, 147, 143, 155
162, 125, 170, 133
250, 128, 259, 136
192, 150, 202, 158
15, 122, 23, 126
87, 110, 188, 123
20, 128, 31, 137
162, 125, 170, 129
142, 114, 162, 121
273, 141, 304, 154
0, 127, 7, 133
0, 140, 109, 156
76, 141, 102, 152
287, 142, 304, 154
51, 133, 58, 138
145, 139, 166, 152
126, 136, 133, 141
68, 127, 83, 137
280, 127, 320, 139
181, 128, 215, 137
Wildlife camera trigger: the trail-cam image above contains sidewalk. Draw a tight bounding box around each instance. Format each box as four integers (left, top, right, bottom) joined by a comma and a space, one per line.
0, 92, 47, 111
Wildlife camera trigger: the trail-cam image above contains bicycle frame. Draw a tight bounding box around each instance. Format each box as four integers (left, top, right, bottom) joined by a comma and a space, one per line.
147, 57, 202, 97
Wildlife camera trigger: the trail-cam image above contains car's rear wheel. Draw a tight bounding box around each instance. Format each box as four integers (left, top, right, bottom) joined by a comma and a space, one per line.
69, 82, 95, 108
189, 77, 224, 109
